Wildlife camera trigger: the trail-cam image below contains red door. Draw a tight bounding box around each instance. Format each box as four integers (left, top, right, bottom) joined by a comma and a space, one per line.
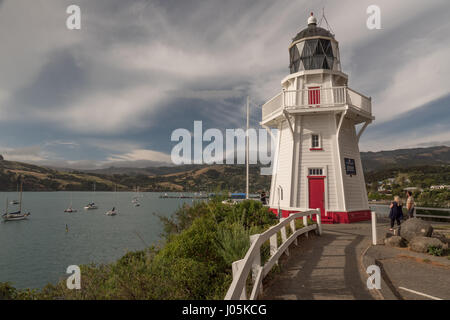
308, 176, 325, 216
308, 87, 320, 106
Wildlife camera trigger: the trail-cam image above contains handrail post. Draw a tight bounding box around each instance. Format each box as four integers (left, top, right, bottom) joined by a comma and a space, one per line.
303, 215, 308, 238
249, 234, 261, 282
371, 211, 377, 245
269, 233, 278, 266
289, 214, 298, 246
280, 218, 289, 256
231, 259, 247, 299
316, 208, 322, 235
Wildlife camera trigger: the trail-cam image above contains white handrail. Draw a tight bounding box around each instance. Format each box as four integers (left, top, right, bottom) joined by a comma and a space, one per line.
224, 209, 322, 300
261, 87, 372, 123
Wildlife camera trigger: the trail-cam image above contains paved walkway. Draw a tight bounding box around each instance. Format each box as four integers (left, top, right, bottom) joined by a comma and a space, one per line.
262, 222, 375, 300
262, 219, 450, 300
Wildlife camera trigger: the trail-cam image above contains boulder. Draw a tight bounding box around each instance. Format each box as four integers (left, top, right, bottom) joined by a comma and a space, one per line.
431, 232, 450, 245
409, 236, 445, 253
384, 236, 406, 248
399, 218, 433, 242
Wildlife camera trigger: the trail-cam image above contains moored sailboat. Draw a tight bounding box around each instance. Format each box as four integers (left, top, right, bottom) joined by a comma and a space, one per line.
106, 185, 118, 216
84, 182, 98, 210
64, 192, 77, 213
2, 181, 30, 222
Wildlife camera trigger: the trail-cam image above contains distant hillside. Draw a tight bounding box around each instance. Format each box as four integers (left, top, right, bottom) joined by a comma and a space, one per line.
0, 160, 129, 192
361, 146, 450, 172
0, 159, 269, 192
0, 145, 448, 192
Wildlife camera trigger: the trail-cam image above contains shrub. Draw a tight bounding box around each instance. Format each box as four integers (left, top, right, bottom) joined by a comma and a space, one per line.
428, 246, 443, 256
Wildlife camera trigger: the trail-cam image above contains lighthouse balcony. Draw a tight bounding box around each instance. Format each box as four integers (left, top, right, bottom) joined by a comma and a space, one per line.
261, 86, 373, 126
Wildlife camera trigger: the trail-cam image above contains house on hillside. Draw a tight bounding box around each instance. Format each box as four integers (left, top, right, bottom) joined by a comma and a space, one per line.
403, 187, 423, 193
430, 185, 450, 190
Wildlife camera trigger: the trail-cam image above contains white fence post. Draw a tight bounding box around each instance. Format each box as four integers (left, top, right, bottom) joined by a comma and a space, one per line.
303, 216, 308, 238
269, 232, 278, 265
289, 214, 298, 245
371, 211, 377, 245
316, 208, 322, 235
232, 259, 247, 299
249, 234, 261, 282
280, 218, 289, 256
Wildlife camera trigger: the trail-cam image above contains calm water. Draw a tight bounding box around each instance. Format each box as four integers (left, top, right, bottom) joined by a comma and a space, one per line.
0, 192, 197, 289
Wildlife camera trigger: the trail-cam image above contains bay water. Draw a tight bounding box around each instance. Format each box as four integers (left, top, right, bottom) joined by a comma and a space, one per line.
0, 192, 196, 289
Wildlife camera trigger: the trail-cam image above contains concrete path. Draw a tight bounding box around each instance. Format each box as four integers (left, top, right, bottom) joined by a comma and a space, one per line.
262, 222, 375, 300
364, 243, 450, 300
262, 219, 450, 300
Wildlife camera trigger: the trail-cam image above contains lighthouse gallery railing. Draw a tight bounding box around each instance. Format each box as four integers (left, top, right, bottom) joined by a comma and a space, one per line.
262, 86, 371, 122
224, 209, 322, 300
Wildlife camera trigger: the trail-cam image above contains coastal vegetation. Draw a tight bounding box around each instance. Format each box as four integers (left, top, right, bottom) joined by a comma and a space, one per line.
365, 165, 450, 207
0, 199, 280, 300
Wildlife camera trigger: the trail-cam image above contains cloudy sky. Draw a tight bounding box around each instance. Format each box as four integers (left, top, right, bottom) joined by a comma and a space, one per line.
0, 0, 449, 168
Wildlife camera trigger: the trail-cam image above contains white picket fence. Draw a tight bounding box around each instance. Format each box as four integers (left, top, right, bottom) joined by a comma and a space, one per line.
224, 209, 322, 300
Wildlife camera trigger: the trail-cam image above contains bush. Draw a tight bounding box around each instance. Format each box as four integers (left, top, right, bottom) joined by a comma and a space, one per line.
428, 246, 444, 256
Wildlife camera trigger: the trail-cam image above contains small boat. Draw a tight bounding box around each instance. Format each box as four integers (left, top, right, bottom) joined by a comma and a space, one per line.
106, 185, 118, 215
2, 181, 30, 222
84, 182, 98, 210
2, 210, 31, 221
84, 202, 98, 210
105, 207, 117, 216
132, 186, 142, 207
64, 193, 77, 212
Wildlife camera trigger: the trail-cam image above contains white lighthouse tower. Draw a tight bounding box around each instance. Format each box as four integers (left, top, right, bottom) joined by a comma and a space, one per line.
262, 13, 374, 224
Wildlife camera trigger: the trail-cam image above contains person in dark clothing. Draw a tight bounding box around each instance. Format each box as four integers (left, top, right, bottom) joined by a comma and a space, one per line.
260, 191, 267, 205
389, 195, 403, 231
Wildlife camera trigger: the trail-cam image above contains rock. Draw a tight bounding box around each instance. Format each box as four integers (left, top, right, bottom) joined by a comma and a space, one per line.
409, 236, 445, 253
432, 232, 450, 245
384, 236, 406, 248
400, 218, 433, 242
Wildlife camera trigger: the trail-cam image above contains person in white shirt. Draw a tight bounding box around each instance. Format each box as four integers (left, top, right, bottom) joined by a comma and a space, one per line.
406, 191, 415, 219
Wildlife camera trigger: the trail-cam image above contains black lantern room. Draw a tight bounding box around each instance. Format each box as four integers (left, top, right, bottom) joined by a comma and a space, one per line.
289, 14, 341, 74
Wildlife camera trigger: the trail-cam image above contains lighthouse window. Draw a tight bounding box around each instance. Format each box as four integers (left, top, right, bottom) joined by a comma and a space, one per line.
295, 38, 335, 72
309, 168, 323, 176
311, 134, 320, 148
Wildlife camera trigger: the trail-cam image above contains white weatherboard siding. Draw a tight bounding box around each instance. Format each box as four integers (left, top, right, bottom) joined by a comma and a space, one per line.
339, 119, 369, 211
271, 121, 293, 208
297, 113, 338, 211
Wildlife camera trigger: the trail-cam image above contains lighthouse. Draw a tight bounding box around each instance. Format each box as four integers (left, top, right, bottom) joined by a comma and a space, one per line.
262, 13, 374, 224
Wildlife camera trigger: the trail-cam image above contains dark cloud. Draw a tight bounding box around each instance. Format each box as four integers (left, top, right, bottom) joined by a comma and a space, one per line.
12, 49, 86, 110
0, 0, 449, 167
361, 94, 450, 150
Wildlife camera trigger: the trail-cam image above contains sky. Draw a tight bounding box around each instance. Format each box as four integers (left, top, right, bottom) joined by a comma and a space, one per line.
0, 0, 449, 169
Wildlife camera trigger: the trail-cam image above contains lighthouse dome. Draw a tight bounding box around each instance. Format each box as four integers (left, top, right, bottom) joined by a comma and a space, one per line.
289, 13, 340, 73
292, 24, 335, 42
